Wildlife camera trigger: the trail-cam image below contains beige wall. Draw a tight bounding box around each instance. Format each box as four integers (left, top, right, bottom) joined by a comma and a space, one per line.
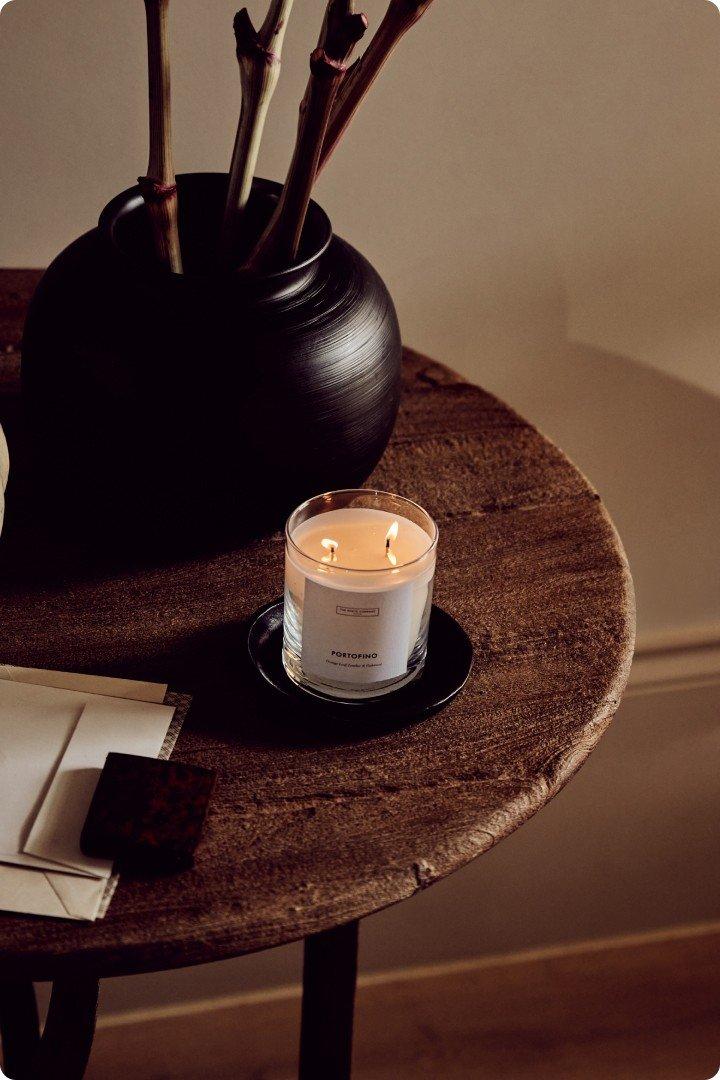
2, 0, 719, 1015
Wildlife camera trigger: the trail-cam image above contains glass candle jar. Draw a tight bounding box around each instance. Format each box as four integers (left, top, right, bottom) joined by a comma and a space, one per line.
283, 489, 438, 700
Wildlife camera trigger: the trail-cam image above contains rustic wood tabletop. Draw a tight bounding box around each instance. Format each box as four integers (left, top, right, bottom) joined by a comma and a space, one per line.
0, 269, 634, 983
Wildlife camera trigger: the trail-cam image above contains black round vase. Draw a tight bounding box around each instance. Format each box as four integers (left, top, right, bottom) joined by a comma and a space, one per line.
21, 173, 401, 550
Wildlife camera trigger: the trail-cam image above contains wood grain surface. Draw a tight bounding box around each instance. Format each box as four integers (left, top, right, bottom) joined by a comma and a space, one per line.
0, 269, 634, 980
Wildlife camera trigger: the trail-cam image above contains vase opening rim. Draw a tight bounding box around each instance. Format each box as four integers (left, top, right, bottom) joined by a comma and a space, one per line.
98, 172, 334, 283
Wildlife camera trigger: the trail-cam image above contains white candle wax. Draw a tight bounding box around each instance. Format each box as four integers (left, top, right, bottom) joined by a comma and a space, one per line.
284, 502, 437, 700
292, 507, 430, 570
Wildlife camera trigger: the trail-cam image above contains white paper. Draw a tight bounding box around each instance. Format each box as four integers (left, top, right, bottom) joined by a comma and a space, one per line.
0, 668, 174, 921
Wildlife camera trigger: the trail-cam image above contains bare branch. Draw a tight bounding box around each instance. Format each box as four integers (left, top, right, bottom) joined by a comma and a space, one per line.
219, 0, 295, 268
244, 0, 367, 273
141, 0, 182, 273
318, 0, 435, 173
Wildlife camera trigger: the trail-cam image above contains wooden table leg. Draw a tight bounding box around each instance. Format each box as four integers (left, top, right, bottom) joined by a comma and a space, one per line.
0, 981, 40, 1078
299, 919, 359, 1080
1, 976, 99, 1080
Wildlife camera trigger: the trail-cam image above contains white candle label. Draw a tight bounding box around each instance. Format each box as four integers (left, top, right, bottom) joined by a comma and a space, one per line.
301, 579, 415, 685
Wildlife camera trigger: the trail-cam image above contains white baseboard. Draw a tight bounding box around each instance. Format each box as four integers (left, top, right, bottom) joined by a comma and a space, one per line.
96, 917, 720, 1033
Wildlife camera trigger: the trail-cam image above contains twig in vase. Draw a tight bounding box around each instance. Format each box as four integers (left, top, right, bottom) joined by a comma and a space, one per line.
318, 0, 435, 173
243, 0, 368, 274
219, 0, 295, 268
139, 0, 183, 274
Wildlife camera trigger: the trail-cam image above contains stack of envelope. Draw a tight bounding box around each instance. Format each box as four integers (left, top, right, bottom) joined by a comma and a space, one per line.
0, 665, 179, 921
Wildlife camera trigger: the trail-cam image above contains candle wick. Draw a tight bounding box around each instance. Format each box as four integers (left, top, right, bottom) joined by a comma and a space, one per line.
320, 537, 340, 564
385, 538, 390, 552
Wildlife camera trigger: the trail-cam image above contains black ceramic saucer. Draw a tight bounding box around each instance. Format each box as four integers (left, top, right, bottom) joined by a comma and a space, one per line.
247, 598, 473, 731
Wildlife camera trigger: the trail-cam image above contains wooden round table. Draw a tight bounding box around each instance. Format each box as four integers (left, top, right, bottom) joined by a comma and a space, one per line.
0, 272, 635, 1079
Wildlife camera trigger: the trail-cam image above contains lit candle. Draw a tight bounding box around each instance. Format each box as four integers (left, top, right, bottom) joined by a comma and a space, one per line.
283, 490, 438, 700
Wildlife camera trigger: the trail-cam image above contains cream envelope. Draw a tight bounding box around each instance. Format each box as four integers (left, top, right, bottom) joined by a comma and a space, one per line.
0, 679, 90, 874
0, 864, 109, 921
0, 680, 174, 877
24, 695, 175, 878
0, 663, 167, 703
0, 668, 172, 921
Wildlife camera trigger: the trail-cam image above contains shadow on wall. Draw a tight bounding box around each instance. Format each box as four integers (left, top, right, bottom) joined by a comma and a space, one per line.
509, 338, 720, 642
411, 226, 720, 644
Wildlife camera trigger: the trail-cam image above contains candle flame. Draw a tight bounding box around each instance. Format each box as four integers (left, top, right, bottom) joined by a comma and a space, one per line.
385, 521, 399, 564
320, 537, 339, 563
